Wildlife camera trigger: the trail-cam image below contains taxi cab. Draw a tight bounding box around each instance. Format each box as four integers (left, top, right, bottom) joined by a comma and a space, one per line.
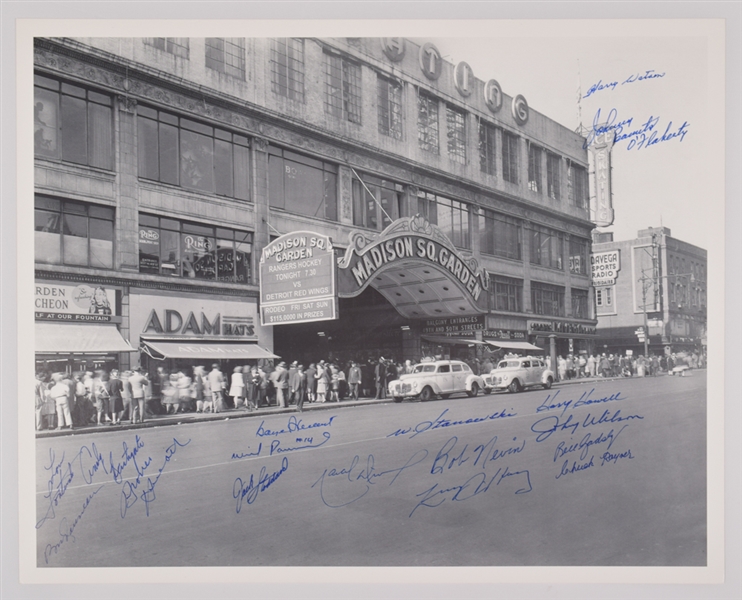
387, 359, 488, 402
481, 356, 554, 393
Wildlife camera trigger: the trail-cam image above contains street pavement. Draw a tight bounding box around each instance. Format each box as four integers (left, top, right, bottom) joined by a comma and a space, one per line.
33, 371, 706, 567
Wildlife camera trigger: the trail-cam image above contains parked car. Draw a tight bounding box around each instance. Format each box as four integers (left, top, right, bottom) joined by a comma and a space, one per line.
387, 359, 488, 402
481, 356, 554, 393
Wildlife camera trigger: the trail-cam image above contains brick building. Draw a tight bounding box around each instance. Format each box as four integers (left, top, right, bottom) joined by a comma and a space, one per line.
33, 36, 598, 373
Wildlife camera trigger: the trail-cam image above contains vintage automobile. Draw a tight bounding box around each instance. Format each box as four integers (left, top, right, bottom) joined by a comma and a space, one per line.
387, 359, 488, 402
481, 356, 555, 393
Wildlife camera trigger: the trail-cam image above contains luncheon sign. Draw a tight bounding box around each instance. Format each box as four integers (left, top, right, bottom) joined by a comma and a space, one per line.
591, 250, 621, 286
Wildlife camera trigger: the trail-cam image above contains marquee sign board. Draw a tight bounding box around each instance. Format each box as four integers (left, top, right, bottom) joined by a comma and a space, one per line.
591, 249, 621, 286
259, 231, 337, 326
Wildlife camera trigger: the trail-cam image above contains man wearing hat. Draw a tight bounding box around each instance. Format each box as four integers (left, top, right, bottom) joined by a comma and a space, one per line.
274, 361, 290, 408
375, 357, 387, 399
293, 364, 308, 412
287, 361, 299, 405
348, 361, 362, 401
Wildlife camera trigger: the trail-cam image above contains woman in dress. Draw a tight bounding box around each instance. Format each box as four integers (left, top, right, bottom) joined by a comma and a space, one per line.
229, 366, 245, 409
315, 363, 329, 403
176, 371, 192, 412
246, 367, 261, 412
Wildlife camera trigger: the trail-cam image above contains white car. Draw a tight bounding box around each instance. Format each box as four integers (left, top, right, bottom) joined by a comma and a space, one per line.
388, 360, 488, 403
481, 356, 555, 393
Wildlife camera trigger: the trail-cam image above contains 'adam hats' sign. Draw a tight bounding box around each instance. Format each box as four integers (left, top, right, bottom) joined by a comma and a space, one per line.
591, 250, 621, 286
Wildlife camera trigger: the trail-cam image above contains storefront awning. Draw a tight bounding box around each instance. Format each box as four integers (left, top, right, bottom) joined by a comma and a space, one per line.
421, 335, 489, 347
140, 340, 280, 361
36, 323, 136, 353
484, 340, 544, 352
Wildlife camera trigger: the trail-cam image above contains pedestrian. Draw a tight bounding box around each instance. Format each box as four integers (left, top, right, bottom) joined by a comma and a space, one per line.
246, 367, 261, 412
305, 363, 317, 403
329, 365, 340, 402
315, 361, 329, 403
294, 365, 308, 412
193, 366, 206, 413
50, 373, 74, 430
120, 371, 133, 423
375, 357, 387, 399
208, 364, 225, 413
274, 362, 289, 408
229, 366, 245, 409
348, 361, 362, 400
94, 371, 110, 426
108, 369, 124, 425
72, 373, 89, 427
287, 362, 298, 405
557, 356, 567, 381
35, 372, 53, 431
128, 367, 149, 423
587, 354, 596, 377
385, 359, 397, 393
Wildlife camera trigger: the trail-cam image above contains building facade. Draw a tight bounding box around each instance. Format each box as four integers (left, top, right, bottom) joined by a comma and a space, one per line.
34, 36, 597, 373
592, 227, 707, 356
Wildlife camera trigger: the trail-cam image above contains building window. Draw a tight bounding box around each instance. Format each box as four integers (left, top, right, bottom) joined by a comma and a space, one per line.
137, 105, 250, 200
569, 237, 589, 275
480, 210, 521, 260
35, 195, 114, 269
377, 75, 402, 139
417, 91, 439, 154
352, 173, 405, 231
489, 275, 523, 313
138, 214, 252, 283
417, 190, 470, 249
547, 153, 561, 200
324, 52, 361, 124
205, 38, 246, 80
34, 75, 113, 170
596, 286, 613, 307
528, 143, 542, 192
531, 282, 565, 317
530, 225, 563, 270
446, 105, 466, 164
502, 131, 519, 184
144, 38, 189, 59
572, 288, 589, 318
479, 121, 497, 176
568, 162, 588, 209
271, 38, 305, 102
268, 145, 338, 222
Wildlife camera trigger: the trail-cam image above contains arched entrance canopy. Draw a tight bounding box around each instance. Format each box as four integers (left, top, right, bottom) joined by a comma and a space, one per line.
337, 216, 490, 320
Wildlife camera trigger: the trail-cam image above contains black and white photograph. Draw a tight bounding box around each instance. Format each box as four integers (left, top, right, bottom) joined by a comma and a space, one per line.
4, 5, 740, 599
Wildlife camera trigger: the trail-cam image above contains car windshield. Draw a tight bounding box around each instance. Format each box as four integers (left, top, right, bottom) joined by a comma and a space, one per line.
413, 364, 436, 373
497, 360, 521, 369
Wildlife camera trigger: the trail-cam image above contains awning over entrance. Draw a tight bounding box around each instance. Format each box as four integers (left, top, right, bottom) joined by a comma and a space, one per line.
36, 323, 135, 353
484, 340, 544, 352
421, 335, 489, 346
140, 339, 279, 361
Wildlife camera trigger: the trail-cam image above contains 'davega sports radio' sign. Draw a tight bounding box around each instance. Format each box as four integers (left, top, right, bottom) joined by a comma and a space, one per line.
591, 249, 621, 286
337, 216, 490, 312
259, 231, 337, 326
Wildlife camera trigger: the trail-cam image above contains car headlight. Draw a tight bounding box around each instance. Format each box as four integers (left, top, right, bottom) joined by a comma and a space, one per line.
501, 375, 509, 382
412, 381, 419, 389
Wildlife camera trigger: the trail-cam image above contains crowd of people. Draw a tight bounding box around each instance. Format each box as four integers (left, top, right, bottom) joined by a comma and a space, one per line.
34, 350, 706, 431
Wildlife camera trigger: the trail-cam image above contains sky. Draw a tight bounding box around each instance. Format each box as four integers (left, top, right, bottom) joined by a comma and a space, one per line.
429, 25, 721, 250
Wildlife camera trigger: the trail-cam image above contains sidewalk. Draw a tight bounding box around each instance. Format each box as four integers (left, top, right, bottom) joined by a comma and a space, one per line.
34, 371, 681, 439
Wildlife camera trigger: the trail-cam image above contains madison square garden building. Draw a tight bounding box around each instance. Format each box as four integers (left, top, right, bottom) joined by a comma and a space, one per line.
33, 36, 599, 373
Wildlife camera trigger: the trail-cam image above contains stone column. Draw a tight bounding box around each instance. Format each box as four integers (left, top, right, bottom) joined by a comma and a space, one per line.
252, 136, 270, 284
115, 95, 139, 273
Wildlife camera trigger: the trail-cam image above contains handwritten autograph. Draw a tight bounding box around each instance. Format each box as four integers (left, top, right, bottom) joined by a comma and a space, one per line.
583, 69, 666, 98
43, 485, 104, 564
583, 108, 689, 150
233, 457, 289, 513
387, 407, 517, 439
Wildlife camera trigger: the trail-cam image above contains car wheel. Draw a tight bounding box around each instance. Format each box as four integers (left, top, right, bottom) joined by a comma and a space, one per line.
543, 376, 553, 390
419, 386, 434, 402
393, 396, 403, 403
467, 383, 479, 397
508, 379, 522, 393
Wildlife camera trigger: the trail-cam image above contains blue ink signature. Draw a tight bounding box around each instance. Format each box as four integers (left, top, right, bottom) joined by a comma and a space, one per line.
43, 485, 104, 564
555, 456, 595, 479
553, 426, 629, 462
584, 108, 689, 150
600, 449, 635, 466
231, 444, 263, 460
410, 466, 532, 517
537, 389, 627, 417
38, 436, 147, 529
625, 119, 690, 150
120, 437, 190, 518
583, 70, 665, 98
431, 435, 526, 475
312, 450, 429, 508
233, 457, 289, 513
270, 431, 330, 455
256, 415, 336, 438
531, 409, 644, 443
387, 407, 518, 439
